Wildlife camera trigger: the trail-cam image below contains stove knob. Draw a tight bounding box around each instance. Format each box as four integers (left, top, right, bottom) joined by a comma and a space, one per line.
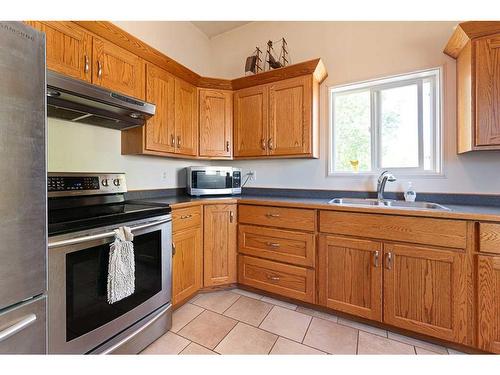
101, 179, 109, 187
113, 178, 121, 187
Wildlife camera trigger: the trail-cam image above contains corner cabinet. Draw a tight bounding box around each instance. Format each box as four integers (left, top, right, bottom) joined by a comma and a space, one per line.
234, 74, 319, 158
203, 204, 237, 287
199, 89, 233, 158
478, 255, 500, 353
444, 22, 500, 152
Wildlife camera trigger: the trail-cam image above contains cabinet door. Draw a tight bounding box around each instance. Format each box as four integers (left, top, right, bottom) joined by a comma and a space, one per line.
92, 37, 145, 99
199, 89, 233, 157
318, 235, 383, 321
203, 204, 237, 286
269, 75, 312, 155
174, 78, 198, 156
475, 34, 500, 147
144, 64, 175, 153
478, 255, 500, 353
172, 227, 202, 306
383, 243, 467, 343
26, 21, 92, 82
233, 85, 268, 157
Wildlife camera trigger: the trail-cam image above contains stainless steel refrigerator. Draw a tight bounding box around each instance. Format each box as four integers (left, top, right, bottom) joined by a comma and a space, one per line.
0, 21, 47, 354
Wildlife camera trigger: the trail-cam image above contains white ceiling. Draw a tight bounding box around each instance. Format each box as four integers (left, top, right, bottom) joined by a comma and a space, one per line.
191, 21, 250, 38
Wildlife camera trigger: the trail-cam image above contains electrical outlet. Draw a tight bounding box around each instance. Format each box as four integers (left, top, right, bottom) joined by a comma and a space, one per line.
248, 170, 256, 181
162, 172, 167, 180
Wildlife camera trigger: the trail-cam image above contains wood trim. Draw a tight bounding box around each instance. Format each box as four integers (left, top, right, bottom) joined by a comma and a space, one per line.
232, 58, 328, 90
73, 22, 327, 91
444, 21, 500, 58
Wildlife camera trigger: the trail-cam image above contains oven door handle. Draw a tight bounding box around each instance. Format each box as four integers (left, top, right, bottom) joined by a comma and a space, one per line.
48, 217, 171, 249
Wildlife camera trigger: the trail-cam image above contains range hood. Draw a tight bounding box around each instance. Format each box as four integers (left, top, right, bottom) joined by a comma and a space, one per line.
46, 70, 156, 130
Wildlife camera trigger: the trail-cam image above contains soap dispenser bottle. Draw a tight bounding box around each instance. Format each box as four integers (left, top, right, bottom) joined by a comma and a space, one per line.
404, 182, 416, 202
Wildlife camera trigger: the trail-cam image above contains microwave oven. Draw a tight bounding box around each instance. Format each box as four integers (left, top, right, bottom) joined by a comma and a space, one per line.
186, 166, 242, 196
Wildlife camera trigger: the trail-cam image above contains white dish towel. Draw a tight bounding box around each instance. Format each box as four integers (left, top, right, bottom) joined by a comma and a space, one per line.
107, 226, 135, 304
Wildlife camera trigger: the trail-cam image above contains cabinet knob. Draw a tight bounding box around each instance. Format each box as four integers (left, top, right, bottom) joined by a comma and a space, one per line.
171, 134, 175, 147
373, 250, 379, 267
226, 140, 230, 152
177, 136, 181, 148
172, 242, 176, 256
385, 252, 393, 270
230, 211, 234, 223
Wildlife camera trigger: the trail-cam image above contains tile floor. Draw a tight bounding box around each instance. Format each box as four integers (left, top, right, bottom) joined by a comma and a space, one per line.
141, 289, 466, 355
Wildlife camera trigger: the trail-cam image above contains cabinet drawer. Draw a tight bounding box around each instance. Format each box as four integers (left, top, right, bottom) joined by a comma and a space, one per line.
172, 205, 201, 233
239, 204, 316, 232
479, 222, 500, 254
319, 211, 467, 249
238, 225, 315, 267
238, 255, 315, 303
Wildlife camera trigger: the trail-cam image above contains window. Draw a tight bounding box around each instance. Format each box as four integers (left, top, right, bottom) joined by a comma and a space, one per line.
329, 68, 442, 175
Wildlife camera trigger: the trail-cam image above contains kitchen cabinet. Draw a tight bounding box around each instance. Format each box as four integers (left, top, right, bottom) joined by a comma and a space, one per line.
199, 89, 233, 158
233, 73, 320, 158
92, 37, 145, 99
174, 78, 199, 156
233, 85, 268, 157
25, 21, 92, 82
383, 243, 467, 343
318, 235, 383, 321
172, 205, 203, 306
172, 227, 202, 306
144, 63, 176, 153
268, 75, 312, 156
203, 204, 237, 287
444, 22, 500, 152
477, 255, 500, 353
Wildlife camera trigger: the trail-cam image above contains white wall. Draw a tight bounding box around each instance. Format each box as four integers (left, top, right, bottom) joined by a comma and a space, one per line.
48, 21, 212, 190
48, 21, 500, 194
210, 21, 500, 194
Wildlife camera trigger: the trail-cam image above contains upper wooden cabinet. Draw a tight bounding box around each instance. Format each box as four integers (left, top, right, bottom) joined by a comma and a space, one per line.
269, 75, 312, 156
444, 22, 500, 152
199, 89, 233, 158
174, 78, 198, 156
25, 21, 92, 82
234, 73, 320, 158
92, 37, 145, 99
234, 85, 269, 157
144, 63, 176, 153
203, 204, 237, 287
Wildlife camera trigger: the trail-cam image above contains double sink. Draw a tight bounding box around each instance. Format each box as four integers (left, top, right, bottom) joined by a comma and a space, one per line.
328, 198, 450, 211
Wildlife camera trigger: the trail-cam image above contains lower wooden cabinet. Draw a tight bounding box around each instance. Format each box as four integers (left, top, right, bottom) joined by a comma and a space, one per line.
383, 243, 467, 343
478, 255, 500, 353
203, 204, 237, 287
318, 235, 383, 321
172, 227, 202, 305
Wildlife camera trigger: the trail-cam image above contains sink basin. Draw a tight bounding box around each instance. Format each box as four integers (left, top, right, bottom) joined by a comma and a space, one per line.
327, 198, 450, 211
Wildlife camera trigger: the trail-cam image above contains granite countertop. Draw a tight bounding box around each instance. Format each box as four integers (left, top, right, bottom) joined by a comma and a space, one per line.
138, 194, 500, 222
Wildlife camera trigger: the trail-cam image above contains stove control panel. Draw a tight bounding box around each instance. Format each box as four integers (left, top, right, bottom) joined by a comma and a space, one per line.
48, 173, 127, 197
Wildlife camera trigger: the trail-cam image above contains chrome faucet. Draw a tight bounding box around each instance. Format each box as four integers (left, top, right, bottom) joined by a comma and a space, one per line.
377, 171, 396, 201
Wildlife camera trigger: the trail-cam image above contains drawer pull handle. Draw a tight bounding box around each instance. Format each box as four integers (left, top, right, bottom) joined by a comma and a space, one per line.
265, 213, 280, 218
226, 140, 230, 152
97, 60, 102, 78
172, 242, 176, 256
180, 214, 193, 219
171, 134, 175, 147
261, 138, 267, 150
267, 274, 280, 281
84, 55, 89, 73
266, 242, 280, 248
373, 250, 379, 267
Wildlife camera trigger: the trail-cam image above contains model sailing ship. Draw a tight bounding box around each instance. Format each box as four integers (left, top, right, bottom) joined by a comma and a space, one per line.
245, 38, 290, 75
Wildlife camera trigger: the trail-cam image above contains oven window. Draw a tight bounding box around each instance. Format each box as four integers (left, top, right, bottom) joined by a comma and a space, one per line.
65, 231, 162, 341
192, 170, 231, 189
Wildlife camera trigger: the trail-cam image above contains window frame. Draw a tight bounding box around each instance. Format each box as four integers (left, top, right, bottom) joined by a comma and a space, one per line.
328, 67, 443, 177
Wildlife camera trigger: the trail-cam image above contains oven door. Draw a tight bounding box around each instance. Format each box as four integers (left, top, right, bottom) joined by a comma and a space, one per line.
48, 215, 171, 354
188, 167, 234, 196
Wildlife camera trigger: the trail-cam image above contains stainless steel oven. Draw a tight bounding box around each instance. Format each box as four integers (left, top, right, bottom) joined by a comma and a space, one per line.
186, 166, 241, 196
48, 215, 172, 354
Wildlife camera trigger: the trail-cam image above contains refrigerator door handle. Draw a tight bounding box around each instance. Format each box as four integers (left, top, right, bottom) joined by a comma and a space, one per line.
0, 314, 37, 343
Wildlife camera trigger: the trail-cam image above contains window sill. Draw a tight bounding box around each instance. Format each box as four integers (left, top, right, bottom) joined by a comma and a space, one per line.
328, 171, 446, 179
